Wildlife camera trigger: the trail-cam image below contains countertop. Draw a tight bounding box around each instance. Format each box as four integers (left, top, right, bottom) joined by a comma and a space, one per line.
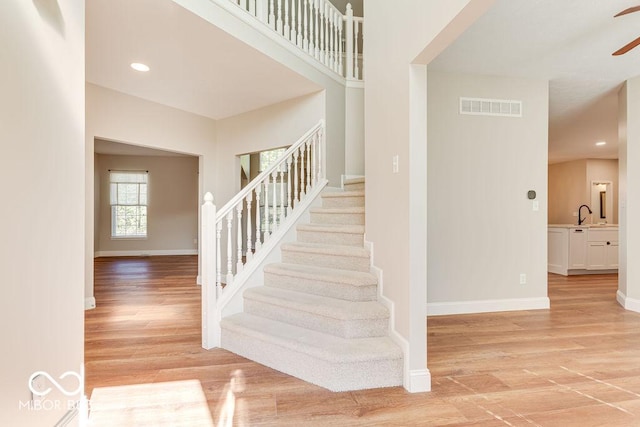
548, 224, 619, 229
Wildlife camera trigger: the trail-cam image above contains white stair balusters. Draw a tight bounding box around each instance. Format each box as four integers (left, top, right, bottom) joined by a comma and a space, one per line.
286, 157, 293, 215
263, 175, 270, 239
201, 121, 325, 306
279, 169, 285, 224
353, 14, 361, 80
293, 148, 300, 205
216, 221, 223, 292
277, 0, 283, 34
269, 0, 275, 29
245, 192, 253, 262
296, 0, 303, 47
226, 211, 234, 286
306, 139, 312, 194
226, 0, 363, 81
236, 203, 243, 273
271, 171, 278, 232
254, 185, 262, 251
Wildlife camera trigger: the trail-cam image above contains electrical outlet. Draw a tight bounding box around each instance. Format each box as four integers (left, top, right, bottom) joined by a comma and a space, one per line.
519, 273, 527, 285
572, 211, 578, 217
532, 201, 539, 211
392, 155, 399, 173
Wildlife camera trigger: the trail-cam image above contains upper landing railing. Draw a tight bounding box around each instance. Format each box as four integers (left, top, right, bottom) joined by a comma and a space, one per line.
227, 0, 364, 81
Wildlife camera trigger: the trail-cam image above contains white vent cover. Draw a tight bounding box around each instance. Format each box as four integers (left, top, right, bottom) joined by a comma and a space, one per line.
459, 97, 522, 117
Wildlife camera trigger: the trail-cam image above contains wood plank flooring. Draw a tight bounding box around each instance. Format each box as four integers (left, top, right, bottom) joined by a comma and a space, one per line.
86, 257, 640, 426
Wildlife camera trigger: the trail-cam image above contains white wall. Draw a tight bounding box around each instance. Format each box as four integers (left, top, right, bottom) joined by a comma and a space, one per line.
364, 0, 492, 393
1, 0, 85, 424
618, 78, 640, 310
427, 71, 549, 310
86, 84, 217, 303
548, 160, 587, 225
345, 87, 365, 176
95, 155, 199, 256
215, 93, 324, 206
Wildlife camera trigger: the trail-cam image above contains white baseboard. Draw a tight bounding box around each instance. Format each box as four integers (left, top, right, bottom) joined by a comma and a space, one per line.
428, 297, 550, 316
85, 297, 96, 310
408, 369, 431, 393
94, 249, 198, 258
617, 290, 640, 313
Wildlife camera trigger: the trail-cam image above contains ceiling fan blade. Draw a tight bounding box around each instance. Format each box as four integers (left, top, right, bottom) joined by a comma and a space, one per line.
613, 36, 640, 56
614, 6, 640, 17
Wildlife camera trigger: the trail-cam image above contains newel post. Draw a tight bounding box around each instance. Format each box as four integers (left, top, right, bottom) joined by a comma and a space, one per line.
201, 192, 220, 349
345, 3, 354, 79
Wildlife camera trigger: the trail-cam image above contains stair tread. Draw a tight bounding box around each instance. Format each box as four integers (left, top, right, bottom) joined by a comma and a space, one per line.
310, 206, 365, 214
221, 313, 402, 363
281, 241, 370, 258
244, 287, 388, 320
322, 190, 365, 198
297, 223, 365, 234
343, 177, 365, 185
264, 263, 377, 286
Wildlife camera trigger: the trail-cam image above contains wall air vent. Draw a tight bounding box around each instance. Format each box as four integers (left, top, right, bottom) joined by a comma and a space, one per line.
459, 97, 523, 118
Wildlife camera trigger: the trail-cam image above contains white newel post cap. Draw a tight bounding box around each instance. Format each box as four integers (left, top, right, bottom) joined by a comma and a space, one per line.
204, 192, 214, 204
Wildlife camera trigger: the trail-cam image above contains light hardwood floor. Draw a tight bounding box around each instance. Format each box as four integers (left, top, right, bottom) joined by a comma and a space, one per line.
86, 257, 640, 426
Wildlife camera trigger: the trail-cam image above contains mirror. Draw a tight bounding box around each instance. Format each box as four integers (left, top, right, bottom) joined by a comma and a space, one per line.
591, 181, 612, 224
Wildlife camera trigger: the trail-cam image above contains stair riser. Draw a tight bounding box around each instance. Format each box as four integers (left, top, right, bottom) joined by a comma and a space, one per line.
344, 182, 364, 192
282, 249, 370, 272
322, 196, 364, 208
311, 212, 364, 225
244, 299, 388, 338
264, 271, 376, 301
221, 329, 403, 391
297, 229, 364, 247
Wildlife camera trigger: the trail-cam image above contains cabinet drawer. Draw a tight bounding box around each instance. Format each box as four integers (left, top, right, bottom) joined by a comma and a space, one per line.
587, 229, 618, 242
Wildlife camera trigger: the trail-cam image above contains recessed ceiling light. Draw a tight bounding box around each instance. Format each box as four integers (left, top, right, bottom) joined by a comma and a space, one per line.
595, 141, 607, 146
130, 62, 150, 72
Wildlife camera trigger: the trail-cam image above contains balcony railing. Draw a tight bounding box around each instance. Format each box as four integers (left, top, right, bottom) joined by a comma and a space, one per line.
226, 0, 363, 81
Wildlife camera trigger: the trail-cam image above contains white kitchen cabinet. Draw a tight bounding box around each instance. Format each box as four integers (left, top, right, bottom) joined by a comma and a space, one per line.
569, 228, 587, 269
586, 230, 618, 270
548, 225, 618, 275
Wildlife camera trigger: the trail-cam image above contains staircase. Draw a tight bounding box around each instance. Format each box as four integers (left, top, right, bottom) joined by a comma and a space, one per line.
220, 177, 403, 391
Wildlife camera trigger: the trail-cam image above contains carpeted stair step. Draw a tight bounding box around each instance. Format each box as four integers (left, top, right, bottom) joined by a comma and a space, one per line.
281, 242, 370, 272
263, 263, 377, 301
321, 190, 365, 208
297, 223, 364, 247
343, 177, 364, 191
220, 313, 403, 391
310, 206, 365, 225
243, 286, 389, 338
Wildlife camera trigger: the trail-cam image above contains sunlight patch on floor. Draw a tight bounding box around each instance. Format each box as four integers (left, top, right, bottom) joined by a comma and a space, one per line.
88, 380, 213, 426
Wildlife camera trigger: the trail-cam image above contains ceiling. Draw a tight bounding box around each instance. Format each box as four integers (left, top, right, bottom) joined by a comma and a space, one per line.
429, 0, 640, 164
86, 0, 321, 121
87, 0, 640, 163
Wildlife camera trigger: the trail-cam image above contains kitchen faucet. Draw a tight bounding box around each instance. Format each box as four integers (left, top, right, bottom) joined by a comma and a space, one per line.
578, 204, 592, 225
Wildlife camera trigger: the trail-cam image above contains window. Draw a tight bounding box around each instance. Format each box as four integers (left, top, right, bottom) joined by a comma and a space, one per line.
110, 170, 148, 238
259, 147, 287, 172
